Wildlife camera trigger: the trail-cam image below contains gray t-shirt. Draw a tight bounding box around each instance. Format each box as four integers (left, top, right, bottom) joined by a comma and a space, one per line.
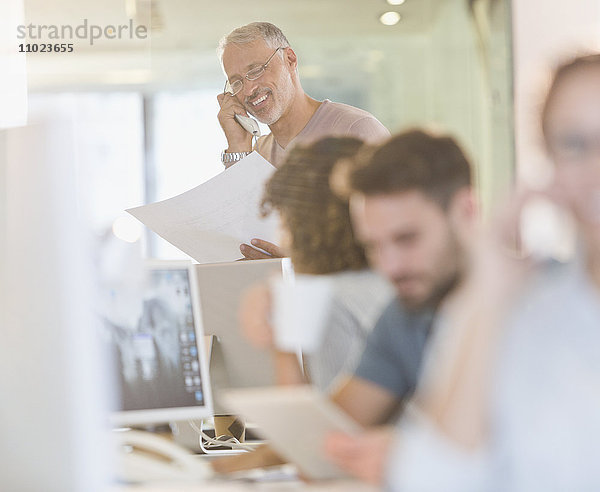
255, 99, 390, 167
307, 270, 394, 392
353, 299, 433, 399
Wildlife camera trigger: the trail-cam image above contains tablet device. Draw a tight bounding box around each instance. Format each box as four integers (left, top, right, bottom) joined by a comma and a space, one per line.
220, 386, 362, 480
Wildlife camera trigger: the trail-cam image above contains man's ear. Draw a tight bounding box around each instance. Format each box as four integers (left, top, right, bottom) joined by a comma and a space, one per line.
449, 187, 478, 240
283, 47, 298, 72
452, 187, 477, 221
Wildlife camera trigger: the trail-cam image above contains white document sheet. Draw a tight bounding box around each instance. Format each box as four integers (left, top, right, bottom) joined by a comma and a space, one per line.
127, 152, 279, 264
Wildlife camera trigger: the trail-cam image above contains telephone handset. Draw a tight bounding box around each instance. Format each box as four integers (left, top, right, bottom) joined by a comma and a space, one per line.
235, 114, 261, 137
113, 429, 213, 483
223, 81, 261, 137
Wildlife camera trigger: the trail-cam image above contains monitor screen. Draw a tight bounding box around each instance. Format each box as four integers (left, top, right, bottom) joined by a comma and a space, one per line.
195, 259, 283, 390
101, 261, 213, 426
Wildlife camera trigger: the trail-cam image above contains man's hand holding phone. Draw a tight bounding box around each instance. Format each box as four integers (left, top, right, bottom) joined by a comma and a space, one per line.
217, 91, 253, 154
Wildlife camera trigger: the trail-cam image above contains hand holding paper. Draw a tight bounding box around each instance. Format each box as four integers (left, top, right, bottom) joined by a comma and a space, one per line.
240, 238, 284, 259
127, 152, 280, 264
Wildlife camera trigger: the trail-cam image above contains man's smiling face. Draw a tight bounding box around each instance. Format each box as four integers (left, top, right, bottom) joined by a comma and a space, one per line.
222, 40, 296, 126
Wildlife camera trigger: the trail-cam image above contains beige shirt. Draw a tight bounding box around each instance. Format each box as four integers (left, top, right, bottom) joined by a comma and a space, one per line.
255, 99, 390, 167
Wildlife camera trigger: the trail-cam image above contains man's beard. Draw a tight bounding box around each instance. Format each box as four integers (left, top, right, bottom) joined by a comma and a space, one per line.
397, 231, 465, 313
245, 81, 292, 126
399, 270, 461, 313
249, 107, 280, 125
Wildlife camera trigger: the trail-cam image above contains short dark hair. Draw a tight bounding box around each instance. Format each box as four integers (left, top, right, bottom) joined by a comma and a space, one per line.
261, 137, 368, 274
350, 130, 472, 208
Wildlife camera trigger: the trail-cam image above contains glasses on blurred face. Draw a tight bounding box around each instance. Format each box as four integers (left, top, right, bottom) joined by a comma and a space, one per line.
224, 47, 283, 96
549, 133, 600, 164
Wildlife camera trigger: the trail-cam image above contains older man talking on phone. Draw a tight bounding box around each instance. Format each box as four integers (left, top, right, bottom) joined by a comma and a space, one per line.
216, 22, 389, 259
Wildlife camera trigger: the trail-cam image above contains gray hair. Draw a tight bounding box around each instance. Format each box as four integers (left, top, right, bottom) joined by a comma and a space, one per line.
217, 22, 291, 61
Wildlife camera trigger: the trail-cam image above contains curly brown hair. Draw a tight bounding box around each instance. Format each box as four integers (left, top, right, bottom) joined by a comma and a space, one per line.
261, 137, 368, 275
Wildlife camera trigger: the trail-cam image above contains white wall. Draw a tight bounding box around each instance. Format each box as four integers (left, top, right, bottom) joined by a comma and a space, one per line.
0, 119, 110, 491
0, 0, 27, 128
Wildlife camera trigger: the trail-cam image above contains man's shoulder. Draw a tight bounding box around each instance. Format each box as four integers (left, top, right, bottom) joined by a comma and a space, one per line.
313, 100, 390, 143
318, 100, 381, 126
320, 99, 377, 118
374, 298, 430, 333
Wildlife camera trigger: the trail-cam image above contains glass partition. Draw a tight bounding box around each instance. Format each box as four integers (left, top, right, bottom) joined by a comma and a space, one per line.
26, 0, 514, 257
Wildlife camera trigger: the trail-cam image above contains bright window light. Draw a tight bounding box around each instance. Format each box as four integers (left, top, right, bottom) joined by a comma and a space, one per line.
380, 12, 402, 26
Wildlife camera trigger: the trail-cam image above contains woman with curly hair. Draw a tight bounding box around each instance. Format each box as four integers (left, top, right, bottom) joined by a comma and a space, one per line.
244, 136, 393, 390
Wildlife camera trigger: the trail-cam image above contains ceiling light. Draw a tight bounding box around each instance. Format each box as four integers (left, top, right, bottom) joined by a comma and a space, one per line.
379, 11, 402, 26
387, 0, 406, 5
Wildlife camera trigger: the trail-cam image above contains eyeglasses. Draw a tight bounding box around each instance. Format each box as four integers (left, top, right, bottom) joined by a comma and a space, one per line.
224, 47, 283, 96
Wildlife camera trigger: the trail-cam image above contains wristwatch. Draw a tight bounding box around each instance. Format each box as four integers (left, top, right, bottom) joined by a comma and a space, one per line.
221, 150, 251, 165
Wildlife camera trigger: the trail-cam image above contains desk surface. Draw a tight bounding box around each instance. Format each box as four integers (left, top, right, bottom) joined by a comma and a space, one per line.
111, 436, 378, 491
112, 480, 377, 491
111, 461, 376, 491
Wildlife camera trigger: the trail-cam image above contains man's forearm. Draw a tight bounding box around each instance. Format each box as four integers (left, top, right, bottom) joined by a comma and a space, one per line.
331, 377, 399, 427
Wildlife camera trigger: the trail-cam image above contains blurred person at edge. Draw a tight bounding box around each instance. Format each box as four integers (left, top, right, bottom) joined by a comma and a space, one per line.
216, 22, 389, 259
213, 131, 480, 475
326, 54, 600, 491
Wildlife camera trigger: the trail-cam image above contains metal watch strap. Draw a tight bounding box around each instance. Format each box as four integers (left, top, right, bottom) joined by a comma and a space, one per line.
221, 150, 251, 164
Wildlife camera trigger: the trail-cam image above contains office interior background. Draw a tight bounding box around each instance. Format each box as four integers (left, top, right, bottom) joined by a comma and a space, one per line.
22, 0, 516, 258
2, 0, 600, 489
18, 0, 599, 261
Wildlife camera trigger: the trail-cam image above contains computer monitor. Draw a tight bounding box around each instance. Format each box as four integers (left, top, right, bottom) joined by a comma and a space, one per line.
194, 259, 287, 396
101, 261, 213, 427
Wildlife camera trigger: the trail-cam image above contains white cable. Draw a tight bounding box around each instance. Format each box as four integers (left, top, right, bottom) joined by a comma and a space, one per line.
200, 431, 254, 452
188, 419, 254, 452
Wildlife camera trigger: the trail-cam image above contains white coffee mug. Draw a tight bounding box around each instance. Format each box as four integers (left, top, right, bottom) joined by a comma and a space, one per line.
270, 274, 334, 354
